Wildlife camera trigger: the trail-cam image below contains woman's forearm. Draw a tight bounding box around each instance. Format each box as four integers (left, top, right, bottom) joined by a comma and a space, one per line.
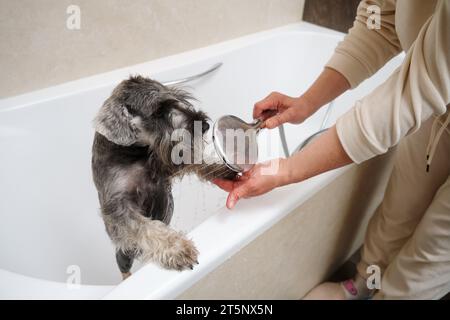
279, 126, 353, 185
301, 67, 351, 116
278, 68, 352, 183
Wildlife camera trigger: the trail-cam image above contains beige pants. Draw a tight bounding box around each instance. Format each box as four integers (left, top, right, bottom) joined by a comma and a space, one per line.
356, 115, 450, 299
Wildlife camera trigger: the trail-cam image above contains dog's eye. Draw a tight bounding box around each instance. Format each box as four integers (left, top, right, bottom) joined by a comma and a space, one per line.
153, 107, 165, 118
179, 150, 183, 158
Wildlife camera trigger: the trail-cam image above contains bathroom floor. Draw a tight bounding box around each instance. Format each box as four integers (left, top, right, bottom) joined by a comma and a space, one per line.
329, 251, 450, 300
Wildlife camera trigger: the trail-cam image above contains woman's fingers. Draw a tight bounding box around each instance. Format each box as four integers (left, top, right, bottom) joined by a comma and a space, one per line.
253, 103, 276, 121
253, 92, 283, 119
212, 179, 234, 192
226, 183, 251, 209
253, 92, 301, 128
237, 174, 250, 181
213, 177, 247, 192
226, 192, 237, 209
265, 108, 295, 129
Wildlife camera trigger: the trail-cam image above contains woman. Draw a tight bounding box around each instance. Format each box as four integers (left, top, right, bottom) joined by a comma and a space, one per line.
214, 0, 449, 299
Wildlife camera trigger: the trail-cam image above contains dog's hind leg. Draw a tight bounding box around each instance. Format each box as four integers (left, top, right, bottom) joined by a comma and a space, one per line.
103, 196, 198, 272
133, 218, 199, 271
115, 249, 135, 280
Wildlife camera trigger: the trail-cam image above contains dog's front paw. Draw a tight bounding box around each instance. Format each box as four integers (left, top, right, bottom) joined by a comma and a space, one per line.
161, 233, 199, 271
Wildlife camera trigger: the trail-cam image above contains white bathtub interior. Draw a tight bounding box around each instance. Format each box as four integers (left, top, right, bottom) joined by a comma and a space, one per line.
0, 23, 403, 298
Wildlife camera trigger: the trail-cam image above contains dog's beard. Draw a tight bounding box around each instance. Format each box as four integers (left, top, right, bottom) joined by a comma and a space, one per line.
170, 136, 236, 181
196, 137, 236, 180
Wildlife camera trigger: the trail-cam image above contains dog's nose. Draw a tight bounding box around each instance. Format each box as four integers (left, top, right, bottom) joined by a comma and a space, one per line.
202, 121, 210, 133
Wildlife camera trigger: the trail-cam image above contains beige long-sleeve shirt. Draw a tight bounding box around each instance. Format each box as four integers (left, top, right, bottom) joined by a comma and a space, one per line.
326, 0, 449, 164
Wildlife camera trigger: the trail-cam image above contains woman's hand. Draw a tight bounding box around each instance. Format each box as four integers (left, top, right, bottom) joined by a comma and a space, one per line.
253, 92, 314, 129
213, 158, 290, 209
213, 126, 353, 209
254, 68, 351, 129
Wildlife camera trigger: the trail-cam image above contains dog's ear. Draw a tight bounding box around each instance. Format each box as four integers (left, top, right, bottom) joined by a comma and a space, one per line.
93, 98, 138, 146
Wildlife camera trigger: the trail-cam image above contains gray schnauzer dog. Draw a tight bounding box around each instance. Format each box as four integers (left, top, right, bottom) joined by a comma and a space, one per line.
92, 76, 235, 279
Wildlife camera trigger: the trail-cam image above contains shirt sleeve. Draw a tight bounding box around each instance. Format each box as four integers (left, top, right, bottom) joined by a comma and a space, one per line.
336, 0, 450, 164
326, 0, 402, 89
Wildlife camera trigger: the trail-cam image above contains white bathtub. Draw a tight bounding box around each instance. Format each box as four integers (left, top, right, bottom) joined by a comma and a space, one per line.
0, 23, 402, 299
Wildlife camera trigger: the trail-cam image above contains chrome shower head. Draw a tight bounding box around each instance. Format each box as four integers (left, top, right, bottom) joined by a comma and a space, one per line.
212, 115, 262, 173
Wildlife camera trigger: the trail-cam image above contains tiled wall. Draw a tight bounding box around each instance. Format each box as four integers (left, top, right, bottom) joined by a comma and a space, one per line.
303, 0, 359, 32
0, 0, 304, 98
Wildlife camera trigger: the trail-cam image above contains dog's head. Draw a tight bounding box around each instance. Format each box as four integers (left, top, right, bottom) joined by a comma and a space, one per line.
95, 76, 210, 165
94, 75, 235, 180
94, 75, 209, 145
